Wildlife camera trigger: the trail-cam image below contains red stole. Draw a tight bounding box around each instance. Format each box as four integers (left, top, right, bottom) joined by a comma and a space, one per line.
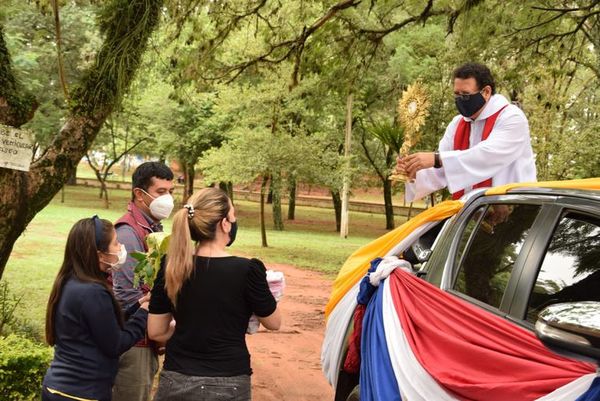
451, 105, 508, 200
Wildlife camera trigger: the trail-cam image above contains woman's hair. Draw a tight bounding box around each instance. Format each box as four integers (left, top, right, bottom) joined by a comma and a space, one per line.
45, 217, 124, 345
166, 187, 231, 306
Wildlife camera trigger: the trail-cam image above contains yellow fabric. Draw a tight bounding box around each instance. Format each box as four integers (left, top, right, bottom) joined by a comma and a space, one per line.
46, 387, 97, 401
325, 200, 463, 319
485, 178, 600, 196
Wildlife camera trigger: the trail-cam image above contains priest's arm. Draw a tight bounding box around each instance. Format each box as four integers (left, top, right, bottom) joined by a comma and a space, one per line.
404, 110, 529, 202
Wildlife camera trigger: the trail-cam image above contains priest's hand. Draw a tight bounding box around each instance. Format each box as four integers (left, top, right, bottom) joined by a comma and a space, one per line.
403, 152, 435, 179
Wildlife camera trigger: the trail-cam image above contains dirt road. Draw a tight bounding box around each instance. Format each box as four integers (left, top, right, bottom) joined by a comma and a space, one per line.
247, 263, 335, 401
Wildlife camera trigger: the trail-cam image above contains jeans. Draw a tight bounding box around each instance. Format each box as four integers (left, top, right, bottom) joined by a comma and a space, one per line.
154, 370, 251, 401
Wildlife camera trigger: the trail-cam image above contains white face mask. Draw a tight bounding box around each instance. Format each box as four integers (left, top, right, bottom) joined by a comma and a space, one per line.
104, 244, 127, 271
141, 189, 174, 220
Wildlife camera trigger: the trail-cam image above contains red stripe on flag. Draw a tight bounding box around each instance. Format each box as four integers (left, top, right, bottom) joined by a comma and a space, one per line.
388, 269, 594, 401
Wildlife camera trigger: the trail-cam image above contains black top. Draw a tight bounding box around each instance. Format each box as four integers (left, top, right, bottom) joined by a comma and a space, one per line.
43, 277, 147, 401
150, 256, 277, 377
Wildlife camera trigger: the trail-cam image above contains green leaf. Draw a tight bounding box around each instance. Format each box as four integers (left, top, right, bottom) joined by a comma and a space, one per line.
130, 252, 147, 262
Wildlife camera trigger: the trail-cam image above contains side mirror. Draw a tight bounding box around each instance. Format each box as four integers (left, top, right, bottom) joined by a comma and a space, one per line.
535, 302, 600, 364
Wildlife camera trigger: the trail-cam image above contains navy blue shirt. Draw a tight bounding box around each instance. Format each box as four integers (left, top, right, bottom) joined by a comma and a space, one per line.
43, 277, 147, 401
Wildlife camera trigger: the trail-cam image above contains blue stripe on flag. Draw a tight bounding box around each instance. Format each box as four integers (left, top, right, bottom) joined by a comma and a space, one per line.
575, 376, 600, 401
360, 282, 401, 401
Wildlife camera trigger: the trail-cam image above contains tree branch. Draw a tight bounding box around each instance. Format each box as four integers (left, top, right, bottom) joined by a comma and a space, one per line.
51, 0, 69, 100
206, 0, 362, 83
359, 127, 385, 182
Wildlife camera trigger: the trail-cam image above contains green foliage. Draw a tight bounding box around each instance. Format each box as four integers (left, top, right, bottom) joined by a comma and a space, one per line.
71, 0, 162, 115
0, 334, 53, 401
131, 232, 170, 288
2, 1, 101, 142
0, 25, 36, 127
0, 281, 22, 336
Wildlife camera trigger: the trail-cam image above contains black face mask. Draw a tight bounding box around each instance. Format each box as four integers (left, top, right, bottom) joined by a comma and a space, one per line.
227, 220, 238, 247
455, 91, 486, 118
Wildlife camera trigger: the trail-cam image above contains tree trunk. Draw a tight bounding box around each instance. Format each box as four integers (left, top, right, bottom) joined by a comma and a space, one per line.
66, 168, 77, 185
0, 0, 163, 280
271, 171, 284, 231
184, 162, 196, 201
340, 92, 353, 238
266, 178, 273, 204
102, 179, 109, 209
222, 182, 233, 204
407, 202, 414, 220
260, 175, 268, 247
383, 178, 394, 230
331, 189, 342, 232
219, 181, 228, 195
287, 177, 296, 220
0, 27, 37, 127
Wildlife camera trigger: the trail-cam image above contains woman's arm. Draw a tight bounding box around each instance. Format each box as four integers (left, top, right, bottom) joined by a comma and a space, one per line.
148, 313, 175, 342
258, 307, 281, 330
83, 287, 147, 358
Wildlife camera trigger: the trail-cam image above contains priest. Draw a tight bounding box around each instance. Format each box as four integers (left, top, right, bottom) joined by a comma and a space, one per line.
397, 63, 537, 202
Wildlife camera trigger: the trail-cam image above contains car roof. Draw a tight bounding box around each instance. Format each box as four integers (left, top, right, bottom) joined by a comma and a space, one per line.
503, 186, 600, 201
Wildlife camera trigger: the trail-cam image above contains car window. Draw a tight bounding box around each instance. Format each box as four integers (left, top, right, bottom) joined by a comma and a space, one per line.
526, 213, 600, 323
453, 204, 541, 309
453, 205, 487, 269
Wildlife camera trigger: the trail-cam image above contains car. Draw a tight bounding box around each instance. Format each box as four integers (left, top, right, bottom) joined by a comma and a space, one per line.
322, 179, 600, 401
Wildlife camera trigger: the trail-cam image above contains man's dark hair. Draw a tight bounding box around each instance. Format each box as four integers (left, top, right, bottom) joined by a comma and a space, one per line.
453, 63, 496, 94
131, 162, 173, 199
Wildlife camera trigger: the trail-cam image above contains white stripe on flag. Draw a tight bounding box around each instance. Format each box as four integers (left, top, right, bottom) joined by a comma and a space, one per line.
382, 279, 460, 401
321, 284, 359, 386
536, 372, 598, 401
321, 222, 438, 387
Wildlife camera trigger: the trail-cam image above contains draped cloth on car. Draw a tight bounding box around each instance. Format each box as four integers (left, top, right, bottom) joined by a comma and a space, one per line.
324, 200, 464, 320
360, 263, 598, 401
321, 201, 463, 387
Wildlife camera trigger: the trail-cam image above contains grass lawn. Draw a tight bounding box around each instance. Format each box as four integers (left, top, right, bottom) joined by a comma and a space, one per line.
3, 185, 401, 338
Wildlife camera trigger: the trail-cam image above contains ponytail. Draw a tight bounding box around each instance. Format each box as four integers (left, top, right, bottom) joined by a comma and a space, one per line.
165, 187, 231, 307
165, 208, 195, 306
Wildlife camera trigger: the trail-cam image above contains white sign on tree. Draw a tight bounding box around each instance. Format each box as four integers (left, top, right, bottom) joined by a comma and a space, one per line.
0, 124, 34, 172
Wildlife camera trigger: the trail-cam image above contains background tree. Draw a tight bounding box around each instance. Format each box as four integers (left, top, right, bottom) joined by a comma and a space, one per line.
0, 0, 163, 279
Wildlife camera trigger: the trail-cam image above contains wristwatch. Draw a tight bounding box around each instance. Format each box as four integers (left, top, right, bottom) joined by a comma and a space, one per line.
434, 152, 442, 169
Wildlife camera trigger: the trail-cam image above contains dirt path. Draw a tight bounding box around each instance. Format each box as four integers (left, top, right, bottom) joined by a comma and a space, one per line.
247, 263, 335, 401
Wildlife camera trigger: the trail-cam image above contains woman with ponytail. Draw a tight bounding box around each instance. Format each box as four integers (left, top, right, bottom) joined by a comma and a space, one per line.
148, 187, 281, 401
42, 217, 148, 401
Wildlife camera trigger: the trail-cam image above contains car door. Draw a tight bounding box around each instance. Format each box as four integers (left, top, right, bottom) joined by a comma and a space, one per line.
506, 195, 600, 327
427, 194, 557, 317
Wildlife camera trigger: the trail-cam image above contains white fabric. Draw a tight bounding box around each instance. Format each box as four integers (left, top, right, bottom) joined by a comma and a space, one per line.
321, 222, 438, 387
537, 372, 598, 401
369, 256, 412, 287
382, 279, 460, 401
406, 94, 537, 202
247, 270, 285, 334
321, 284, 359, 386
382, 278, 597, 401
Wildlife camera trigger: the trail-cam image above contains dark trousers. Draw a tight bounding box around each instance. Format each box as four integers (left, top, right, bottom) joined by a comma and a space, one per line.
42, 386, 108, 401
154, 370, 251, 401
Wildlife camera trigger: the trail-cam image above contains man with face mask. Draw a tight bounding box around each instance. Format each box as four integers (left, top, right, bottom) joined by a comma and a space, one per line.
112, 161, 174, 401
397, 63, 537, 202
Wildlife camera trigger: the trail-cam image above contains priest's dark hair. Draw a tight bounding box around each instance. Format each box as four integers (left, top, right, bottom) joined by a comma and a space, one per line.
453, 63, 496, 94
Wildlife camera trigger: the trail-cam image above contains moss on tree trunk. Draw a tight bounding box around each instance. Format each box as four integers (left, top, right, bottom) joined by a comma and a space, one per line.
0, 0, 164, 280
